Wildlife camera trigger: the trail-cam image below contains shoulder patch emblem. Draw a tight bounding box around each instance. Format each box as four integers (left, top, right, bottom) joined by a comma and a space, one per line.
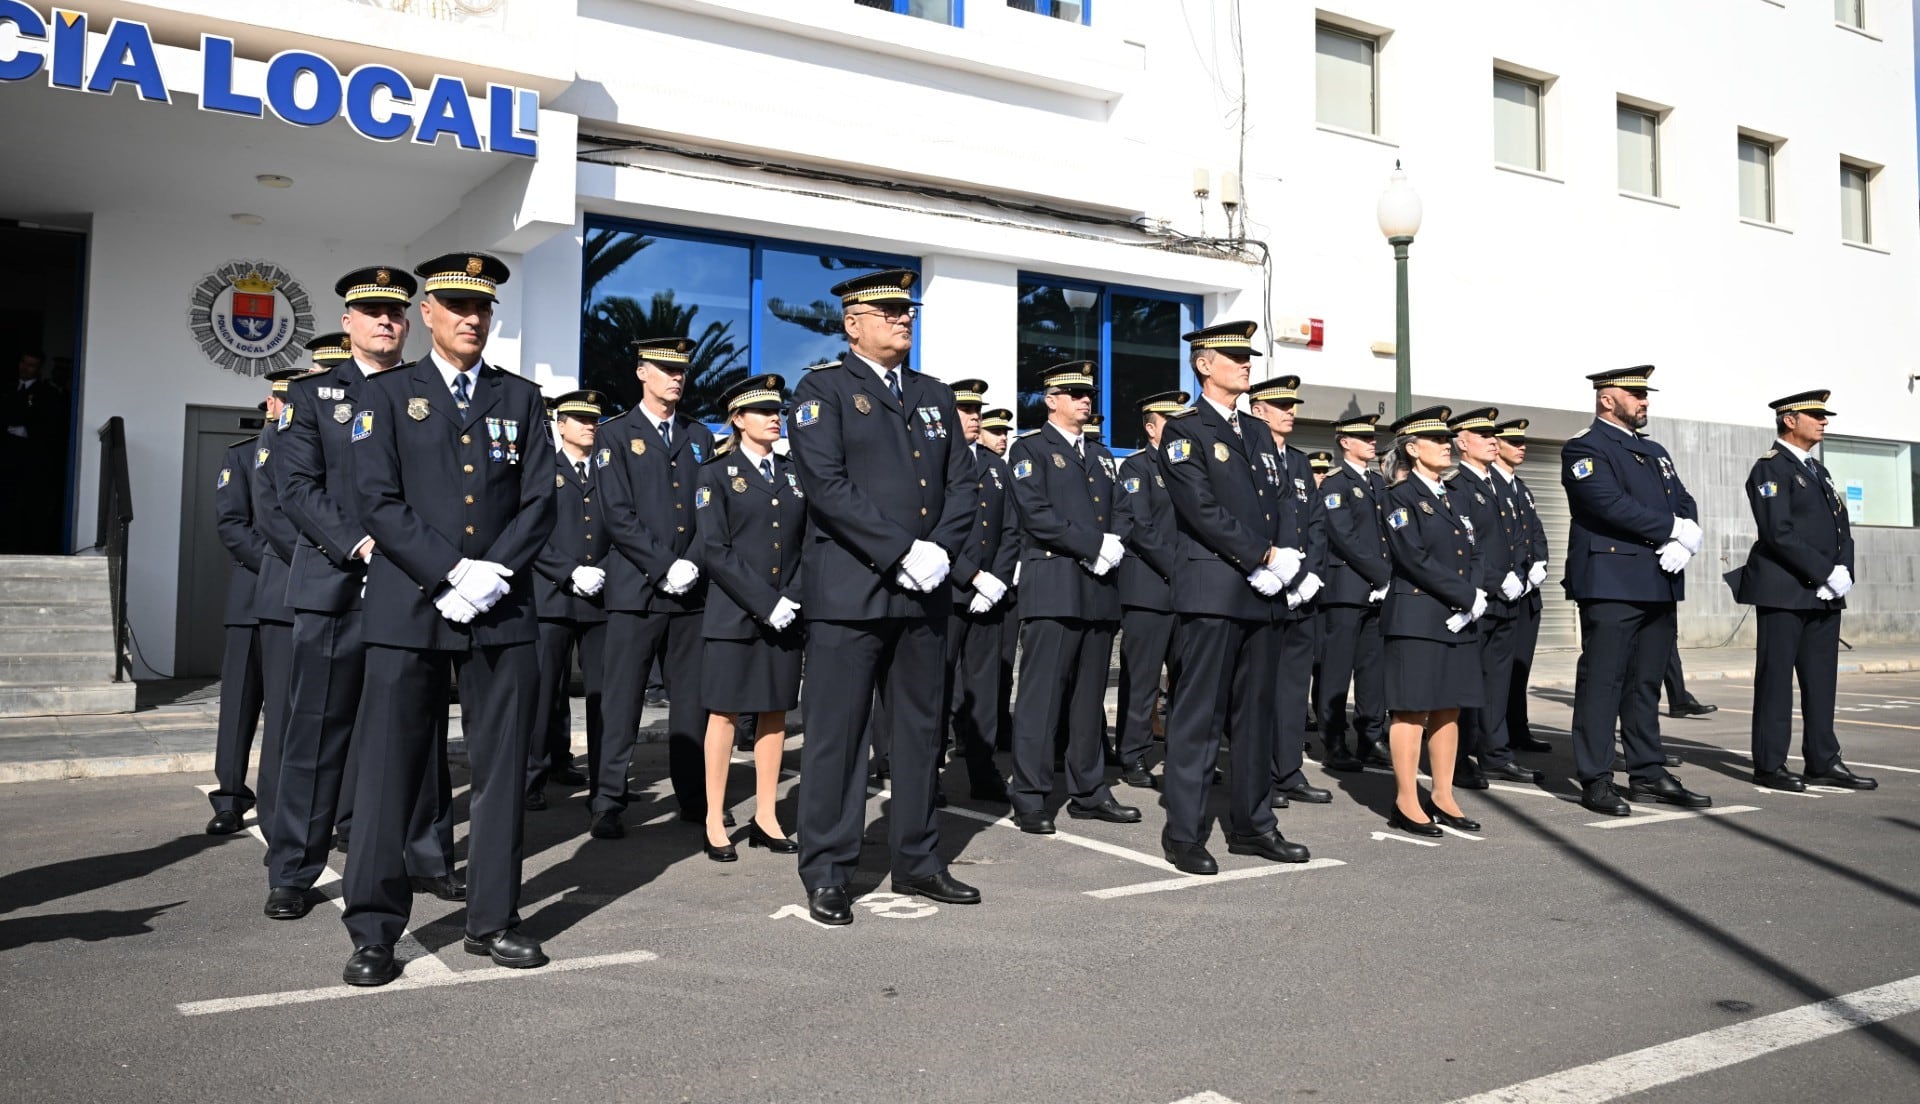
1123, 477, 1141, 494
1759, 481, 1778, 498
794, 400, 821, 428
254, 447, 269, 468
276, 405, 293, 431
695, 486, 712, 509
1324, 492, 1342, 509
597, 447, 611, 469
1570, 427, 1590, 439
1387, 507, 1410, 530
1166, 439, 1191, 464
216, 468, 231, 489
1570, 458, 1595, 480
351, 411, 373, 442
1013, 459, 1034, 479
1213, 442, 1230, 463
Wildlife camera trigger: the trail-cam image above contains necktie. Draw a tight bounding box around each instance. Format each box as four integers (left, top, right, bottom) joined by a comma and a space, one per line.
452, 372, 471, 423
759, 457, 775, 484
658, 420, 671, 448
1075, 437, 1085, 460
886, 370, 903, 406
1228, 412, 1241, 437
576, 460, 588, 482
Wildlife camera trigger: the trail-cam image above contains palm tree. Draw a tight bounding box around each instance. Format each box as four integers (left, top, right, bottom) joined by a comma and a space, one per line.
581, 229, 651, 308
583, 291, 748, 421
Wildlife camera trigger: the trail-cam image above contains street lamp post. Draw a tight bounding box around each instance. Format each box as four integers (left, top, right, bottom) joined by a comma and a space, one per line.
1376, 162, 1423, 419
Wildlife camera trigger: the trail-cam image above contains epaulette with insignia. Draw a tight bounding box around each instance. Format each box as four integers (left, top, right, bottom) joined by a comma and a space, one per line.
1164, 407, 1197, 419
1761, 449, 1778, 460
1440, 468, 1461, 482
482, 365, 535, 384
703, 440, 736, 463
599, 409, 631, 426
230, 434, 259, 447
299, 367, 340, 381
1569, 427, 1590, 439
804, 359, 843, 372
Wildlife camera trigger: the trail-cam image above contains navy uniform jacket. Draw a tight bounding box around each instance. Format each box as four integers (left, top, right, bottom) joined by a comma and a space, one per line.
1446, 463, 1517, 619
1729, 446, 1854, 610
786, 353, 974, 622
1159, 403, 1284, 622
1561, 418, 1698, 603
215, 437, 265, 628
949, 444, 1019, 608
1008, 423, 1121, 622
533, 449, 609, 624
1272, 444, 1330, 622
352, 357, 556, 651
1382, 477, 1482, 643
1113, 449, 1179, 612
278, 361, 375, 614
1319, 460, 1391, 608
1496, 468, 1547, 614
695, 448, 808, 639
595, 409, 713, 615
247, 420, 298, 624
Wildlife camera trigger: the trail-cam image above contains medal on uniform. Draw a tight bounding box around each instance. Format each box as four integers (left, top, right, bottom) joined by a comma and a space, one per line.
1214, 442, 1230, 463
1474, 491, 1485, 504
1052, 452, 1067, 469
1419, 500, 1433, 515
486, 417, 504, 463
333, 403, 352, 424
854, 393, 873, 415
731, 476, 748, 493
505, 419, 520, 464
1098, 456, 1115, 480
1794, 474, 1807, 487
786, 470, 804, 497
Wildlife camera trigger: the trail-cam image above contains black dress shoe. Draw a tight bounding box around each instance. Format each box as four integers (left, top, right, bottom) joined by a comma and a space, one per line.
1580, 779, 1632, 817
892, 870, 980, 904
1066, 799, 1142, 824
677, 808, 736, 828
549, 764, 588, 787
205, 809, 243, 835
1805, 762, 1878, 790
1268, 791, 1288, 809
870, 760, 891, 785
1453, 766, 1490, 791
1387, 805, 1443, 837
264, 886, 311, 920
1422, 798, 1481, 832
1753, 768, 1807, 792
1511, 735, 1553, 753
523, 790, 548, 812
464, 928, 549, 969
589, 810, 626, 839
410, 873, 467, 901
1627, 774, 1712, 808
1485, 762, 1545, 784
747, 821, 798, 853
1358, 741, 1392, 767
1013, 810, 1056, 835
333, 833, 349, 854
1162, 839, 1218, 875
1324, 750, 1366, 773
970, 778, 1013, 803
1277, 782, 1333, 804
343, 944, 398, 987
1668, 701, 1718, 717
1226, 829, 1311, 862
808, 886, 852, 925
704, 837, 738, 862
1119, 763, 1155, 788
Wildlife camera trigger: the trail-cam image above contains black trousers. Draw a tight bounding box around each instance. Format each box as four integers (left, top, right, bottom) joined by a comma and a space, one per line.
1506, 600, 1542, 745
270, 610, 454, 890
947, 608, 1007, 790
1465, 613, 1520, 767
1570, 600, 1674, 784
1010, 618, 1117, 814
1662, 646, 1697, 710
254, 620, 294, 825
797, 618, 946, 891
531, 618, 605, 794
209, 624, 263, 814
998, 596, 1018, 750
595, 609, 703, 816
1116, 607, 1175, 767
1751, 607, 1843, 774
1314, 603, 1383, 752
1270, 614, 1315, 790
343, 643, 534, 947
1164, 614, 1277, 845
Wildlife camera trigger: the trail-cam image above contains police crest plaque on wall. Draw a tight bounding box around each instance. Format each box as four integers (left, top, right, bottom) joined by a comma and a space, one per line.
187, 260, 315, 378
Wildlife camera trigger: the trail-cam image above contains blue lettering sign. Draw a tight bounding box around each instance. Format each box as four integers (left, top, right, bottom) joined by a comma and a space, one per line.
487, 83, 535, 157
84, 17, 167, 101
198, 34, 260, 116
345, 63, 412, 141
265, 49, 341, 127
414, 74, 480, 151
0, 0, 47, 82
48, 5, 82, 89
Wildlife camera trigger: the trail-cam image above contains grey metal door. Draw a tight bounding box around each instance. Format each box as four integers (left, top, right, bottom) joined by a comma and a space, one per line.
174, 404, 263, 676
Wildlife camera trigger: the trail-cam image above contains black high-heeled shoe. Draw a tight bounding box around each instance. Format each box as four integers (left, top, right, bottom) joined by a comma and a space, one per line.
1423, 798, 1481, 833
747, 820, 798, 854
1388, 805, 1443, 838
704, 834, 738, 862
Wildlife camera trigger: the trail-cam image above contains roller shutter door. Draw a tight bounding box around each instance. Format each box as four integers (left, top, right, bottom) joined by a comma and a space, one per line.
1519, 441, 1579, 649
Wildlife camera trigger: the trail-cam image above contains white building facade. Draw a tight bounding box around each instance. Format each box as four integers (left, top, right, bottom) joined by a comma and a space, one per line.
4, 0, 1915, 674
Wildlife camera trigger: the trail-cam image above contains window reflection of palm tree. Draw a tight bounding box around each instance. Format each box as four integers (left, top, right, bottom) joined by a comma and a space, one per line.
584, 292, 749, 422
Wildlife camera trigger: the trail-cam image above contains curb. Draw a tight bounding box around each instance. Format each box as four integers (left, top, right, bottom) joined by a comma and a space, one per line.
1530, 657, 1916, 694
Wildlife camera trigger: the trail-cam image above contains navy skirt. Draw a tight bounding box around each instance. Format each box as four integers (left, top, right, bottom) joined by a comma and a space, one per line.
1382, 635, 1484, 713
700, 629, 803, 714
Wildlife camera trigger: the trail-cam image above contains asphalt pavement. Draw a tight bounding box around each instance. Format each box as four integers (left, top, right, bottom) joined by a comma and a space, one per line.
2, 671, 1917, 1104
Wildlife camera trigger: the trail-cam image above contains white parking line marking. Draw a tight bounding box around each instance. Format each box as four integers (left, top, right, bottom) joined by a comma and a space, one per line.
1370, 830, 1440, 848
1715, 706, 1920, 732
1705, 751, 1920, 775
1486, 782, 1580, 802
1168, 1093, 1245, 1104
883, 787, 1177, 871
1445, 972, 1920, 1104
1084, 859, 1344, 899
1585, 804, 1759, 829
174, 950, 661, 1016
1437, 824, 1484, 841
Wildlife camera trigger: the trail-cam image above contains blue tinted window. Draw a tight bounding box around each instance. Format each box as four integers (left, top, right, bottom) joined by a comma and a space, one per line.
1017, 277, 1200, 452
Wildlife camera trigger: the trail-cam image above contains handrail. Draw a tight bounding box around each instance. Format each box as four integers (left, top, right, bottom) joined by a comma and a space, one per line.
93, 416, 133, 682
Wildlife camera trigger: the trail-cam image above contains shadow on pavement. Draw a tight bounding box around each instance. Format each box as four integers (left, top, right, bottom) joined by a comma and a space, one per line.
0, 901, 185, 953
0, 832, 232, 917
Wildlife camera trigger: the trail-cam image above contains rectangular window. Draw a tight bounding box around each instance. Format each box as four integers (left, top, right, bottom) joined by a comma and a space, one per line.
1834, 0, 1865, 29
1315, 24, 1377, 134
1738, 134, 1775, 222
1617, 103, 1659, 195
580, 217, 913, 422
1008, 0, 1088, 23
1821, 436, 1915, 527
1493, 71, 1543, 170
1841, 161, 1872, 242
855, 0, 961, 25
1016, 277, 1202, 451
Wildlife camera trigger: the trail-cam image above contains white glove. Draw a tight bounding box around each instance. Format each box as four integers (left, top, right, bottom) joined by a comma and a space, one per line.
1469, 589, 1488, 622
1445, 611, 1471, 634
1246, 566, 1282, 597
1367, 585, 1388, 604
1816, 584, 1837, 601
1527, 561, 1548, 588
968, 592, 994, 615
661, 558, 700, 595
1267, 546, 1304, 586
1499, 571, 1523, 601
1012, 562, 1022, 587
1656, 540, 1692, 574
1096, 533, 1125, 572
1672, 517, 1704, 555
447, 559, 512, 612
434, 589, 478, 624
1827, 565, 1853, 599
569, 565, 606, 596
768, 596, 801, 630
972, 572, 1008, 605
1290, 572, 1323, 605
1084, 555, 1114, 578
895, 539, 951, 592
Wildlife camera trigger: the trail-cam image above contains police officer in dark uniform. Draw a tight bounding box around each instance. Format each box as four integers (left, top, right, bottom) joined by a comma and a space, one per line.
248, 365, 310, 845
786, 268, 981, 924
527, 390, 608, 810
1562, 366, 1711, 816
341, 252, 555, 986
1728, 390, 1875, 792
1005, 364, 1139, 832
1446, 407, 1545, 788
1112, 390, 1188, 788
206, 427, 266, 835
939, 379, 1016, 802
1158, 322, 1311, 874
1316, 414, 1392, 772
1492, 419, 1553, 753
592, 337, 716, 839
979, 406, 1021, 752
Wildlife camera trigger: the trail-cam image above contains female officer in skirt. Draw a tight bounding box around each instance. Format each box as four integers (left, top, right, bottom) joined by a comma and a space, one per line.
1379, 406, 1487, 837
694, 376, 806, 861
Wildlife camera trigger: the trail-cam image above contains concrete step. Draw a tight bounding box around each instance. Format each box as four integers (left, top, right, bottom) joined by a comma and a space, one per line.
0, 576, 110, 603
0, 626, 117, 654
0, 554, 110, 577
0, 681, 136, 718
0, 652, 119, 685
0, 601, 112, 627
